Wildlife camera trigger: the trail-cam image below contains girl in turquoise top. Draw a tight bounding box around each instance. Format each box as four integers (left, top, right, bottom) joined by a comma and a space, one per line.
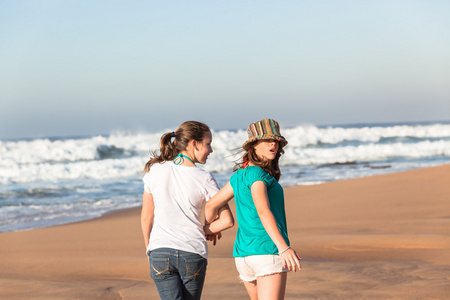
206, 119, 301, 300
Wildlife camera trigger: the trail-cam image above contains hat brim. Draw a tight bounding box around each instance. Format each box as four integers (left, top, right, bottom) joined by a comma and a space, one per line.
243, 134, 288, 148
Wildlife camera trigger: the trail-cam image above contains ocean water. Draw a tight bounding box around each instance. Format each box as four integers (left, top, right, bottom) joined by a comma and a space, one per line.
1, 121, 450, 232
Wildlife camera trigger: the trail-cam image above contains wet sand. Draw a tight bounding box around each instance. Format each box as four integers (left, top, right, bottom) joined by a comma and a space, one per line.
1, 164, 449, 299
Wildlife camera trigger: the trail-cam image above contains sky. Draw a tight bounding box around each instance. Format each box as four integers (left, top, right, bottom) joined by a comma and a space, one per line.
1, 0, 450, 139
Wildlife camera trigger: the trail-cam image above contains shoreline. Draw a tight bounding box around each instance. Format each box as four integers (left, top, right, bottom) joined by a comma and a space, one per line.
3, 162, 446, 235
1, 164, 450, 299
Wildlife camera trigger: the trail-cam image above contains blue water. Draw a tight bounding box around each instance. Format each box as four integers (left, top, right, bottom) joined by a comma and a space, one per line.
1, 121, 450, 232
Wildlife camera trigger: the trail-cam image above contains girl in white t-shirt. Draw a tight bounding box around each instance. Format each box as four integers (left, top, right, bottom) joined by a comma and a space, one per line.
141, 120, 234, 300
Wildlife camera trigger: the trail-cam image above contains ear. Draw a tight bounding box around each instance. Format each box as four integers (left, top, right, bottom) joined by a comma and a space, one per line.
192, 139, 199, 150
188, 139, 198, 151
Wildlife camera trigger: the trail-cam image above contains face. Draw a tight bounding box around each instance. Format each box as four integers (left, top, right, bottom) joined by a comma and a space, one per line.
254, 139, 279, 161
194, 131, 213, 164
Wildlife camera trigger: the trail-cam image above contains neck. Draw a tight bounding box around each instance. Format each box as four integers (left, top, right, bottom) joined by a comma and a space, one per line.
248, 157, 272, 166
174, 152, 196, 166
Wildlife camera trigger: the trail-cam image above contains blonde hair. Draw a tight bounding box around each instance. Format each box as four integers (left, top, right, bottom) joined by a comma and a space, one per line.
143, 121, 210, 173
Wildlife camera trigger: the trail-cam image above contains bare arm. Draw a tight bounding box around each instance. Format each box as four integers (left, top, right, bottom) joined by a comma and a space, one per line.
141, 191, 155, 249
204, 182, 234, 224
251, 181, 302, 271
204, 203, 234, 234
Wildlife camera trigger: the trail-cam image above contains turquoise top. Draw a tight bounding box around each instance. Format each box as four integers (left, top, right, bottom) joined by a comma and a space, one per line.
230, 166, 289, 257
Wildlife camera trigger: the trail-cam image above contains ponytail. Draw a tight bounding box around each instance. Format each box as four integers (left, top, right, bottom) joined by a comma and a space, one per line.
143, 132, 177, 172
143, 121, 210, 173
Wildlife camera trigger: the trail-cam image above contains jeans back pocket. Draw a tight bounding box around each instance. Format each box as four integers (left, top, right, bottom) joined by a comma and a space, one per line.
185, 257, 207, 280
150, 257, 170, 280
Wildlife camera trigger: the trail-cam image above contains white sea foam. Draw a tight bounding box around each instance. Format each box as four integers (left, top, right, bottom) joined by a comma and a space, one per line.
282, 140, 450, 166
284, 123, 450, 147
1, 123, 450, 185
1, 122, 450, 232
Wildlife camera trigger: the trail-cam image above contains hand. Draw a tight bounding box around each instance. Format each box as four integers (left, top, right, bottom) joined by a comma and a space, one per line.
280, 247, 302, 272
204, 224, 223, 246
203, 224, 213, 236
206, 232, 222, 246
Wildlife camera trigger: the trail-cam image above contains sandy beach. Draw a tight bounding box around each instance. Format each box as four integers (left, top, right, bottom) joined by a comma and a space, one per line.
1, 164, 449, 299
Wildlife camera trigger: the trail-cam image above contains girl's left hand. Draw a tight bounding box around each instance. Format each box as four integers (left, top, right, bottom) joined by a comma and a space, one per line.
280, 247, 302, 272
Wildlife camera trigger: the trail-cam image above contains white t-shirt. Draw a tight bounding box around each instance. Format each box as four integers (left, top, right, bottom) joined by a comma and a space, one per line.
142, 161, 220, 258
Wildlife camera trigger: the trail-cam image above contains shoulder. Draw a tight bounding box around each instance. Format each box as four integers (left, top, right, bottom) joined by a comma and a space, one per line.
187, 167, 219, 192
248, 166, 268, 175
237, 166, 274, 186
247, 166, 271, 179
150, 161, 171, 170
193, 166, 211, 175
144, 161, 171, 178
195, 168, 218, 184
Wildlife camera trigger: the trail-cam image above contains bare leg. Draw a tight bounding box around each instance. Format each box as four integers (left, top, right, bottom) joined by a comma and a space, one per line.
257, 272, 287, 300
243, 280, 258, 300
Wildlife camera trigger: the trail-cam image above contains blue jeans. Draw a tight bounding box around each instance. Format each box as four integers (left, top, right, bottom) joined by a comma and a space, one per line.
149, 248, 208, 300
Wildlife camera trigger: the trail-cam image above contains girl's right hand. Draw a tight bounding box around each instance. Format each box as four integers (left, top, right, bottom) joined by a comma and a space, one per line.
204, 224, 222, 246
206, 232, 222, 246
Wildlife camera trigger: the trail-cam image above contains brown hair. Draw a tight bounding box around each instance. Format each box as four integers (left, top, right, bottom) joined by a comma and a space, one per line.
233, 140, 284, 181
143, 121, 211, 173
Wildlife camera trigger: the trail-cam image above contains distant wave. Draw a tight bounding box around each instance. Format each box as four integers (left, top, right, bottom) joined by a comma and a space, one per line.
1, 123, 450, 185
1, 121, 450, 232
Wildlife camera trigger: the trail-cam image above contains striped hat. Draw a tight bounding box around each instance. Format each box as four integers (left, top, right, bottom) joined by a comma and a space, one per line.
243, 119, 288, 148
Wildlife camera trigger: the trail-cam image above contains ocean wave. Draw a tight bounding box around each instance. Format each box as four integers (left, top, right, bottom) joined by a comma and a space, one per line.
282, 140, 450, 166
1, 123, 450, 185
1, 140, 449, 185
1, 121, 450, 232
284, 123, 450, 147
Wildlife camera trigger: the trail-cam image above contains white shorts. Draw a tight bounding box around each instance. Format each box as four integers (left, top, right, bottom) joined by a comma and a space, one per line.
235, 255, 290, 282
